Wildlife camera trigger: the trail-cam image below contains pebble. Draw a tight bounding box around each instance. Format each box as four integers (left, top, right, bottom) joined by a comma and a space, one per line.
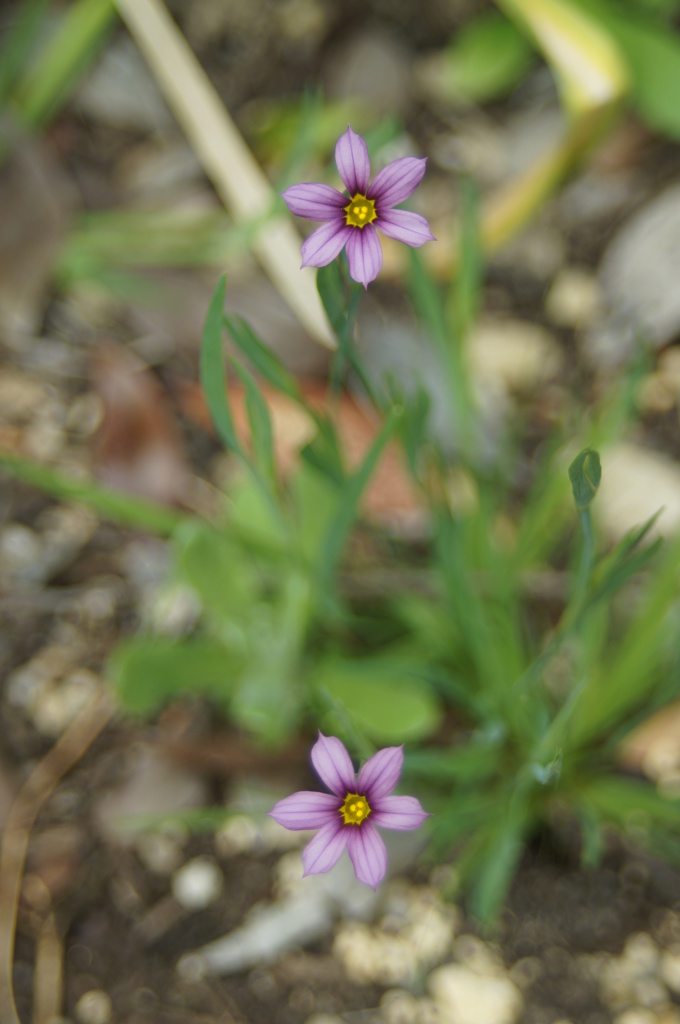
66, 392, 104, 436
74, 989, 113, 1024
149, 584, 202, 635
172, 856, 223, 910
545, 266, 605, 329
469, 318, 564, 395
660, 949, 680, 994
333, 884, 456, 986
428, 963, 523, 1024
595, 443, 680, 541
589, 184, 680, 364
0, 369, 50, 421
215, 814, 261, 857
32, 669, 99, 737
0, 524, 43, 572
136, 832, 184, 876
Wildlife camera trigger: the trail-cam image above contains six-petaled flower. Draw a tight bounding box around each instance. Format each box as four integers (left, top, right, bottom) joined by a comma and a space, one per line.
269, 732, 429, 889
282, 126, 435, 289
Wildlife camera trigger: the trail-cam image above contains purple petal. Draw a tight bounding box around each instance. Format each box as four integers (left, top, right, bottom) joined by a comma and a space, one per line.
371, 794, 430, 831
347, 823, 388, 889
335, 126, 370, 195
269, 790, 341, 830
311, 732, 356, 796
377, 209, 435, 248
302, 820, 348, 876
282, 183, 347, 222
346, 224, 383, 288
357, 746, 403, 801
300, 219, 351, 268
370, 157, 427, 209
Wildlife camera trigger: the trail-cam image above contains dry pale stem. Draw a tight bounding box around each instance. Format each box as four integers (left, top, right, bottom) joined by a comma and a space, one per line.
0, 688, 116, 1024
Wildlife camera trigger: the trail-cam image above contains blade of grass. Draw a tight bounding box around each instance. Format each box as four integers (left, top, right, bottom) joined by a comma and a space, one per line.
0, 453, 185, 534
113, 0, 334, 349
0, 0, 49, 107
13, 0, 117, 127
199, 276, 241, 455
317, 409, 401, 592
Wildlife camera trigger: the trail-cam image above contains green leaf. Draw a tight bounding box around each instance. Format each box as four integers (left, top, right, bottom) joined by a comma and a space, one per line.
0, 453, 185, 535
469, 795, 533, 922
404, 741, 502, 784
580, 775, 680, 831
174, 519, 256, 624
0, 0, 49, 108
568, 447, 602, 510
224, 315, 302, 402
570, 0, 680, 139
291, 462, 342, 562
317, 656, 442, 744
300, 415, 346, 485
232, 361, 276, 486
317, 409, 401, 589
316, 262, 346, 337
14, 0, 117, 127
110, 636, 238, 715
443, 10, 536, 103
199, 275, 241, 454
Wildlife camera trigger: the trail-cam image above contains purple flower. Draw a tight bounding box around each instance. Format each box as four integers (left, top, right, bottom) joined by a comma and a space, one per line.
282, 126, 435, 289
269, 732, 430, 889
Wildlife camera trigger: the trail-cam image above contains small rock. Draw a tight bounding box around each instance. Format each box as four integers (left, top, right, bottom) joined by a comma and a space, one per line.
32, 669, 100, 737
136, 832, 184, 876
660, 949, 680, 994
215, 814, 261, 857
429, 963, 523, 1024
613, 1010, 657, 1024
381, 988, 421, 1024
0, 524, 43, 572
149, 584, 202, 635
74, 989, 113, 1024
595, 443, 680, 541
172, 856, 223, 910
590, 184, 680, 364
66, 393, 104, 436
469, 318, 564, 394
545, 266, 605, 329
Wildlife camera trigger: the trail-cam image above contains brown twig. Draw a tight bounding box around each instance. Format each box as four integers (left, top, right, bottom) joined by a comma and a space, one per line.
0, 688, 116, 1024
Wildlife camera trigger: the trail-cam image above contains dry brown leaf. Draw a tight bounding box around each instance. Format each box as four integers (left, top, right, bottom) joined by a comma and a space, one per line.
92, 342, 190, 507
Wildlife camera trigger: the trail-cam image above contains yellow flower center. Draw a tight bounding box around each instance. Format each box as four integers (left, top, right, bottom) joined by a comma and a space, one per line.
339, 792, 372, 826
344, 194, 377, 229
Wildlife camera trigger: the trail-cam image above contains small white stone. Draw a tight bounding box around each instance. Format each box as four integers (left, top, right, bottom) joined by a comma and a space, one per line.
381, 988, 422, 1024
172, 856, 223, 910
660, 949, 680, 994
429, 963, 523, 1024
623, 933, 660, 976
545, 267, 605, 329
136, 832, 183, 875
215, 814, 261, 857
32, 670, 99, 737
74, 989, 113, 1024
469, 318, 564, 394
0, 524, 43, 570
613, 1009, 657, 1024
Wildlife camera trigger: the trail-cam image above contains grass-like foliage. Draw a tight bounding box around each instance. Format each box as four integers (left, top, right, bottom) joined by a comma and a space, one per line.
101, 248, 680, 919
